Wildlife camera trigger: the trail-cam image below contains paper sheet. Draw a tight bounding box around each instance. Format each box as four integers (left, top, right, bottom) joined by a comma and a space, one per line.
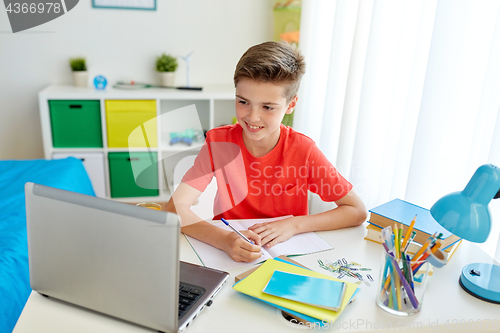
184, 217, 333, 271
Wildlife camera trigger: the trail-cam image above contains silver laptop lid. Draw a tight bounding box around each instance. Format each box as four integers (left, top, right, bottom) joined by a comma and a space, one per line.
25, 182, 180, 333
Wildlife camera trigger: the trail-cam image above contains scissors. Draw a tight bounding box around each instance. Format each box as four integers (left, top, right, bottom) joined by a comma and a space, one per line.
113, 81, 202, 91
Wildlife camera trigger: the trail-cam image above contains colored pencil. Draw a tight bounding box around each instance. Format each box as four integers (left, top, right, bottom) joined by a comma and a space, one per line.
394, 223, 399, 259
401, 214, 417, 250
411, 232, 436, 261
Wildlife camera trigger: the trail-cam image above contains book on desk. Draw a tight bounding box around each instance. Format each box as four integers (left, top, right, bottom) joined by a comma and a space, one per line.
364, 198, 462, 255
263, 270, 346, 311
233, 258, 359, 325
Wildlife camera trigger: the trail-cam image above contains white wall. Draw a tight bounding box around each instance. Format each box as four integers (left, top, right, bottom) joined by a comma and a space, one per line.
0, 0, 273, 159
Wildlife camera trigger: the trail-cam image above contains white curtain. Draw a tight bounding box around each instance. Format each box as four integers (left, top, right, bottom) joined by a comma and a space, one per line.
296, 0, 500, 258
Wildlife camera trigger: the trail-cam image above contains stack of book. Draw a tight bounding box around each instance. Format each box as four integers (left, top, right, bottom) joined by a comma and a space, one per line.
233, 258, 359, 327
365, 199, 462, 256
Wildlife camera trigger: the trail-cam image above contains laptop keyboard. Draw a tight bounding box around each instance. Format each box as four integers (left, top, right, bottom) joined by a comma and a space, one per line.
178, 283, 205, 318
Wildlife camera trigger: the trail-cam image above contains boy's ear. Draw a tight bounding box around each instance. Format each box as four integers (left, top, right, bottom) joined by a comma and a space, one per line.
286, 95, 298, 114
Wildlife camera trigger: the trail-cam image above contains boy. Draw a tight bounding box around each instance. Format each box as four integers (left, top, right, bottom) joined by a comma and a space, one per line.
166, 41, 367, 262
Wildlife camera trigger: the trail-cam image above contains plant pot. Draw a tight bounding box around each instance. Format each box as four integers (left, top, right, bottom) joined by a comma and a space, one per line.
159, 72, 176, 87
72, 71, 88, 87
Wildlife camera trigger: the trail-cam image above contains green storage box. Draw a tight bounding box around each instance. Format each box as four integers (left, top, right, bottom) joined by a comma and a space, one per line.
49, 100, 103, 148
108, 152, 159, 198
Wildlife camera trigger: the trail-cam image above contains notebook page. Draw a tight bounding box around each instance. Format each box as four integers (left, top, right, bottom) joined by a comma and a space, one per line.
264, 231, 333, 257
184, 221, 272, 271
238, 217, 333, 258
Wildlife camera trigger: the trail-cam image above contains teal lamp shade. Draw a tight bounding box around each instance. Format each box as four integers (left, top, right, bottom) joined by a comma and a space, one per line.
430, 164, 500, 304
430, 164, 500, 243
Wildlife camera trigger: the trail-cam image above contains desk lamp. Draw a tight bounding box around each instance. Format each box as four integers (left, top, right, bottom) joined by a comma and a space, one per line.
430, 164, 500, 304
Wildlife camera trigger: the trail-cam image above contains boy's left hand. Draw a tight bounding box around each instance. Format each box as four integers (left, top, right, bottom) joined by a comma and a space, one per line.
248, 217, 297, 249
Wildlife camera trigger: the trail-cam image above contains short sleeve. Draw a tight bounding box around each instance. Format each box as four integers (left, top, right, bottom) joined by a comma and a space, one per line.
307, 144, 352, 201
181, 141, 215, 192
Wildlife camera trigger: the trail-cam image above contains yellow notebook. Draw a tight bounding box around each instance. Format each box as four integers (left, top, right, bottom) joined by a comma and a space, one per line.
233, 259, 359, 322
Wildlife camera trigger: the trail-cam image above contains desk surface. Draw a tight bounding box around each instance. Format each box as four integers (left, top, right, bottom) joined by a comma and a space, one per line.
13, 223, 500, 332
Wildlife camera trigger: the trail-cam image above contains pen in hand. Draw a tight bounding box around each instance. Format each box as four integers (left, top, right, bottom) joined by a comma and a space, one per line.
221, 218, 255, 245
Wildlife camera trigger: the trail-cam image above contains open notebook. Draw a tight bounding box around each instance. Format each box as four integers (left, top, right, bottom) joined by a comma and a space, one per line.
185, 217, 333, 270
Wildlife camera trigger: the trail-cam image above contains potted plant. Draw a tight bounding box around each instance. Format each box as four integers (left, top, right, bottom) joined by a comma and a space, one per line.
156, 53, 178, 87
69, 57, 88, 87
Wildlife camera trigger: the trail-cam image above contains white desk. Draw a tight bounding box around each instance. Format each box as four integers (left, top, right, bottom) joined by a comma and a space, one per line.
13, 223, 500, 332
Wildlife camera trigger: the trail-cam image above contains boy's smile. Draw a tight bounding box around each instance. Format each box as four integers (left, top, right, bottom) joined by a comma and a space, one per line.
244, 122, 264, 132
235, 79, 297, 157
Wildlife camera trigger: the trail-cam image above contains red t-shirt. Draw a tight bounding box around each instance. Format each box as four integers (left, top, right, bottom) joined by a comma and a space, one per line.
181, 123, 352, 220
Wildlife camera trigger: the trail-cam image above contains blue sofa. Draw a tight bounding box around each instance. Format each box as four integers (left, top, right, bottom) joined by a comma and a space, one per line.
0, 158, 95, 333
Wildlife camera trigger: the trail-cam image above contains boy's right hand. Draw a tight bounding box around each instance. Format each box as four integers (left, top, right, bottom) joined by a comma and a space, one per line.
222, 230, 262, 262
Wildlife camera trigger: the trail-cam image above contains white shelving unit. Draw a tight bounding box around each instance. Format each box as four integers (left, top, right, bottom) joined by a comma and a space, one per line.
38, 84, 236, 202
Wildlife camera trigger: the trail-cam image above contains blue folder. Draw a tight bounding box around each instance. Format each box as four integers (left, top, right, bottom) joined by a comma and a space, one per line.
263, 270, 346, 311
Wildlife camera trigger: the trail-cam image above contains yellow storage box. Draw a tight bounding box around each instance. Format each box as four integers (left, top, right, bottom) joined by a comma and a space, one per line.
105, 100, 157, 148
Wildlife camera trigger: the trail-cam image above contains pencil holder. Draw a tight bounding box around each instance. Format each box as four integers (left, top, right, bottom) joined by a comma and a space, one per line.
376, 250, 430, 316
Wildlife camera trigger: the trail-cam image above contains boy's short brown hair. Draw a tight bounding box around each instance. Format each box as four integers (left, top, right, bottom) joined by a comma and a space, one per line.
234, 41, 306, 102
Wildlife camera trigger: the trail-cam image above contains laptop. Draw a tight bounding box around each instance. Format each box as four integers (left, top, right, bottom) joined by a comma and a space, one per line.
25, 182, 229, 333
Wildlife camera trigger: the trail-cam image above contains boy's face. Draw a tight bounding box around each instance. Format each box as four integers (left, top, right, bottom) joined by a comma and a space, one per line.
235, 79, 297, 152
